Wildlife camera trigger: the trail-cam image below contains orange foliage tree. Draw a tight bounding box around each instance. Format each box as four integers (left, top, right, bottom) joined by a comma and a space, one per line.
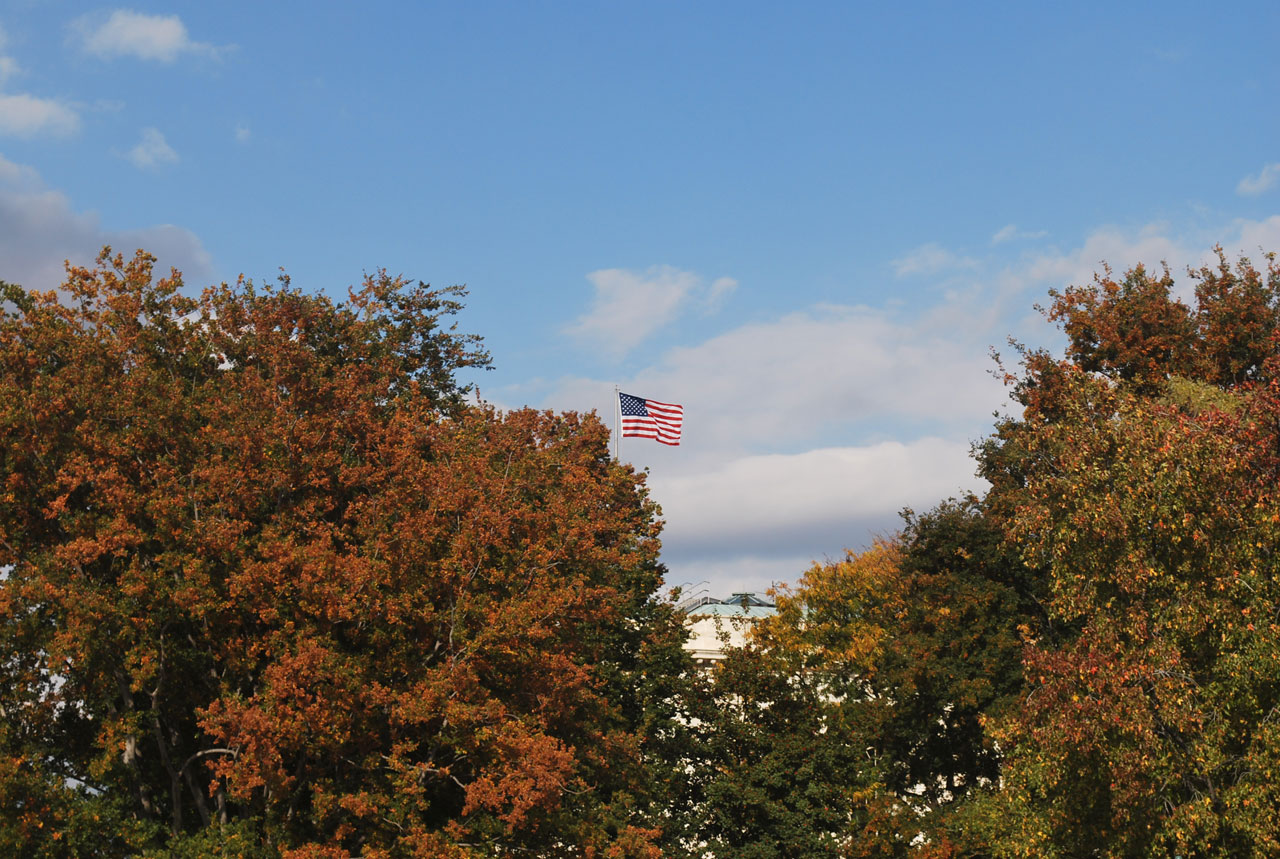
0, 250, 686, 857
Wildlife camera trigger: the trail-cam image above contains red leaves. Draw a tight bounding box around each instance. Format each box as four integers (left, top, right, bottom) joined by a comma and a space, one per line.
1047, 262, 1196, 389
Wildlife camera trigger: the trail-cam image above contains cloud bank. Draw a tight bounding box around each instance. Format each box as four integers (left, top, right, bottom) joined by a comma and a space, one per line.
0, 154, 211, 291
650, 438, 978, 556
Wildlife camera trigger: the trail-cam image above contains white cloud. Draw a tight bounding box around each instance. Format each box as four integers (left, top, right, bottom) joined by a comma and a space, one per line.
565, 265, 736, 358
234, 123, 251, 143
650, 438, 978, 553
706, 276, 737, 310
0, 155, 211, 291
991, 223, 1048, 244
1237, 163, 1280, 196
0, 93, 80, 138
991, 224, 1017, 244
891, 242, 977, 277
72, 10, 218, 62
1231, 214, 1280, 259
127, 127, 178, 168
0, 23, 17, 86
600, 304, 1000, 453
648, 438, 982, 593
0, 55, 17, 87
1025, 224, 1188, 285
0, 153, 38, 188
986, 221, 1206, 316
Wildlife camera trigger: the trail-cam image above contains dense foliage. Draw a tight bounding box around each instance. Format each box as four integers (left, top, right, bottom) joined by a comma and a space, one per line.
0, 250, 691, 857
687, 502, 1039, 858
962, 252, 1280, 856
694, 249, 1280, 857
8, 246, 1280, 855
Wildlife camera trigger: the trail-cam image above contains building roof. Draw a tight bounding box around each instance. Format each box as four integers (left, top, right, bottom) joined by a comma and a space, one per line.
682, 591, 777, 619
687, 602, 777, 619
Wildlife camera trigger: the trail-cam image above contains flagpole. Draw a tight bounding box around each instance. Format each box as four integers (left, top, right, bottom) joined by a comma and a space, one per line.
614, 385, 621, 460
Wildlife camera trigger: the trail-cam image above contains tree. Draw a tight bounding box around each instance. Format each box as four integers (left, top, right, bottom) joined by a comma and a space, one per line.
689, 542, 913, 859
1044, 262, 1196, 391
0, 249, 688, 856
685, 498, 1040, 858
963, 251, 1280, 855
964, 374, 1280, 856
1042, 247, 1280, 392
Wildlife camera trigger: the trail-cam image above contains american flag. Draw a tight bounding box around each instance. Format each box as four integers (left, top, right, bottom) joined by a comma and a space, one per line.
619, 392, 683, 446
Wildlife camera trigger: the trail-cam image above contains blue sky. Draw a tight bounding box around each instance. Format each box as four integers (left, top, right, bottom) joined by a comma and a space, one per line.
3, 2, 1280, 595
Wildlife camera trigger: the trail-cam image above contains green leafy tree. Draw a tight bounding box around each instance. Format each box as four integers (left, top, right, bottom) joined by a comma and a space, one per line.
689, 543, 914, 859
686, 501, 1039, 858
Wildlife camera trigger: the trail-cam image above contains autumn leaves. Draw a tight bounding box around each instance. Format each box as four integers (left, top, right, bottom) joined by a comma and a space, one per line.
6, 247, 1280, 855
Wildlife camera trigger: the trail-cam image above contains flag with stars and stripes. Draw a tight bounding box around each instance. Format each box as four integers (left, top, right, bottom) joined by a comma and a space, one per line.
619, 392, 683, 446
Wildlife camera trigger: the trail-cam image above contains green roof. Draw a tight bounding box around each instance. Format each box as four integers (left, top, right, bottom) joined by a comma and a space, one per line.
688, 602, 777, 619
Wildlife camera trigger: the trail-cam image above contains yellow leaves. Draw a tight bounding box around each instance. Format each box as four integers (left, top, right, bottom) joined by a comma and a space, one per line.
762, 540, 902, 671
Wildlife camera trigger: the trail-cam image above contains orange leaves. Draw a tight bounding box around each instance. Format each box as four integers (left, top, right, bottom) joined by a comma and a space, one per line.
0, 250, 681, 854
461, 722, 576, 831
1046, 262, 1197, 390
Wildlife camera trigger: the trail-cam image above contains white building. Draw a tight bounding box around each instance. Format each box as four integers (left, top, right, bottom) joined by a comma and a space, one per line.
681, 593, 776, 666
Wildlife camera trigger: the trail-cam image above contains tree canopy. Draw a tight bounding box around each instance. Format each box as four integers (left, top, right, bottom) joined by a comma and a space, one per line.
692, 248, 1280, 857
962, 250, 1280, 856
9, 245, 1280, 856
0, 249, 690, 857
